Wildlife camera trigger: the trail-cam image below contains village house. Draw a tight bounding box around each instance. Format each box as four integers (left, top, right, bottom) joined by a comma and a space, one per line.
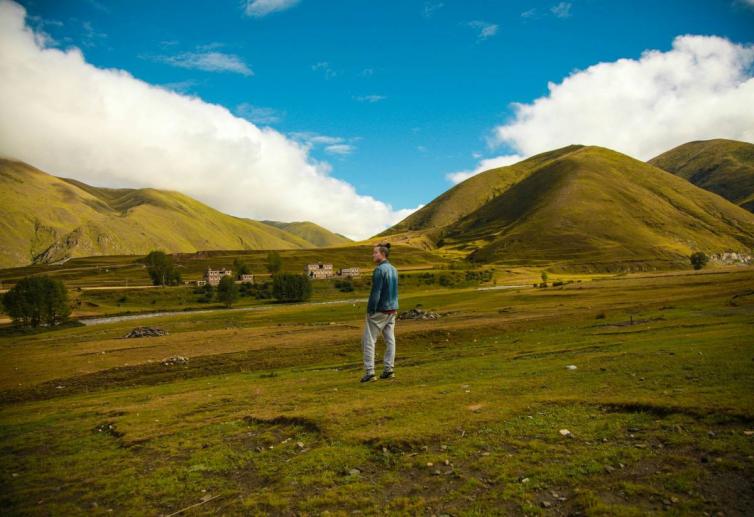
305, 262, 334, 279
338, 267, 360, 278
204, 268, 232, 287
239, 273, 255, 284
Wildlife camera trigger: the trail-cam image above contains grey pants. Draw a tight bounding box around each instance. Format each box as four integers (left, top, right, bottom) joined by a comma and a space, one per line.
361, 311, 396, 375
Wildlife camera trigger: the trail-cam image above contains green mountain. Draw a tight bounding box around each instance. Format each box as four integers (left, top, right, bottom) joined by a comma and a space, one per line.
648, 139, 754, 213
0, 159, 343, 268
261, 220, 351, 247
378, 145, 754, 271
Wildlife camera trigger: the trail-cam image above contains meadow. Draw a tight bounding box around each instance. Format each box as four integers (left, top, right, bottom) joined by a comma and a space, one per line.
1, 258, 753, 515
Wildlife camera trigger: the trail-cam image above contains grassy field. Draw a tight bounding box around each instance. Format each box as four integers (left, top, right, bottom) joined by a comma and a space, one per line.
1, 261, 753, 515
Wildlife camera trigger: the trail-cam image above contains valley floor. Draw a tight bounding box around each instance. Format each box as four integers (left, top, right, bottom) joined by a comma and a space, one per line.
1, 267, 753, 515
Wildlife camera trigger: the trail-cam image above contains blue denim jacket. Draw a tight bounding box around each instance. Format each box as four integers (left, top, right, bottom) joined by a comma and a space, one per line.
367, 259, 399, 314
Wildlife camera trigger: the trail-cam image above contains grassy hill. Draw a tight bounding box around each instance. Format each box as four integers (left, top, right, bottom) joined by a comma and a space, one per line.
261, 220, 351, 247
0, 159, 343, 268
648, 138, 754, 213
379, 146, 754, 271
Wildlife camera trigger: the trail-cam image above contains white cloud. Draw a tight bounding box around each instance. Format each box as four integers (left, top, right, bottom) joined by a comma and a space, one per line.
245, 0, 300, 17
467, 20, 498, 41
0, 0, 416, 240
355, 94, 386, 103
550, 2, 572, 18
153, 50, 253, 76
491, 35, 754, 161
423, 2, 444, 18
324, 144, 354, 155
289, 132, 359, 155
311, 61, 336, 79
235, 103, 283, 125
446, 154, 524, 184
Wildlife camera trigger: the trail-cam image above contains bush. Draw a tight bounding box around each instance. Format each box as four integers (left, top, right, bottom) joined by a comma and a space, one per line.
239, 281, 272, 299
690, 251, 708, 270
266, 251, 282, 274
272, 273, 312, 302
334, 279, 354, 292
2, 276, 70, 327
144, 250, 181, 286
233, 258, 251, 279
217, 276, 239, 308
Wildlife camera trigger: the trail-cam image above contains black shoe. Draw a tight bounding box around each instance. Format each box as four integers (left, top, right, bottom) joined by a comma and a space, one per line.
360, 373, 376, 383
380, 369, 395, 379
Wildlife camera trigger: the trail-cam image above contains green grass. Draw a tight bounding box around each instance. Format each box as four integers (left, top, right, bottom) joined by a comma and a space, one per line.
1, 266, 753, 514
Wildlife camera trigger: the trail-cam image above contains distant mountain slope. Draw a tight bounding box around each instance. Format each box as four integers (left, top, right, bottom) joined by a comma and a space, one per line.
261, 220, 352, 247
379, 145, 584, 237
378, 145, 754, 271
648, 139, 754, 212
0, 159, 338, 267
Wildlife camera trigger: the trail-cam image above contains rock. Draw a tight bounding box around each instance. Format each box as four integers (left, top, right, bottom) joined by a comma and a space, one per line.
161, 356, 189, 366
521, 477, 530, 483
398, 307, 443, 320
541, 501, 552, 508
296, 441, 305, 449
124, 326, 168, 338
348, 468, 360, 476
565, 365, 577, 370
605, 465, 616, 473
559, 429, 572, 437
744, 430, 754, 436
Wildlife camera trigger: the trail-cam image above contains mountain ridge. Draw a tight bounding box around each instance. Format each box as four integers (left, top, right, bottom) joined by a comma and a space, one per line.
377, 144, 754, 271
648, 138, 754, 213
0, 159, 349, 268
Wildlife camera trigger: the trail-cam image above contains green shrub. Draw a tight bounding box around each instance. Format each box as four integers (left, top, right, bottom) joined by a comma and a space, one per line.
143, 250, 181, 286
690, 251, 709, 270
272, 273, 312, 302
217, 276, 239, 308
334, 279, 354, 292
2, 276, 70, 327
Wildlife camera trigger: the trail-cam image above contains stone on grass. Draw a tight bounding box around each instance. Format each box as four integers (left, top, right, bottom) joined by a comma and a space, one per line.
124, 327, 168, 338
559, 429, 572, 437
565, 364, 577, 370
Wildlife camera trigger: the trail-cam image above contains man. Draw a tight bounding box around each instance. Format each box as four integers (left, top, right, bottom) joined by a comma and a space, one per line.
360, 242, 399, 383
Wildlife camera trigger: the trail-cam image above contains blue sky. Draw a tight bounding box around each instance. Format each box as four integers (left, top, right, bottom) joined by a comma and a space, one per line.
8, 0, 754, 236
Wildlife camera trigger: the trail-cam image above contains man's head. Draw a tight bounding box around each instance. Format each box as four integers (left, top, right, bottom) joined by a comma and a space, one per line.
372, 242, 391, 263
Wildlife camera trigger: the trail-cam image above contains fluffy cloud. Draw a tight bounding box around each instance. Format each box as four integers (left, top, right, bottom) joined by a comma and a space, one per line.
0, 1, 415, 240
245, 0, 300, 18
446, 154, 524, 184
489, 35, 754, 163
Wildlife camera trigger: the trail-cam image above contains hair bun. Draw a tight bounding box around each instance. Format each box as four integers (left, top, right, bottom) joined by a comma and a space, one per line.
385, 243, 391, 248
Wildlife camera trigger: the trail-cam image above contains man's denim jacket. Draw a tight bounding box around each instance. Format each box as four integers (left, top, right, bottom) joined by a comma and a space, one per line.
367, 259, 399, 314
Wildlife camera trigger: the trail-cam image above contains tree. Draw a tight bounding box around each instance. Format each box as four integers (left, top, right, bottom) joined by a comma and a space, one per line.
233, 258, 250, 279
144, 250, 181, 286
540, 271, 549, 287
217, 275, 239, 308
690, 251, 709, 270
272, 273, 312, 302
2, 276, 70, 327
265, 251, 282, 274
